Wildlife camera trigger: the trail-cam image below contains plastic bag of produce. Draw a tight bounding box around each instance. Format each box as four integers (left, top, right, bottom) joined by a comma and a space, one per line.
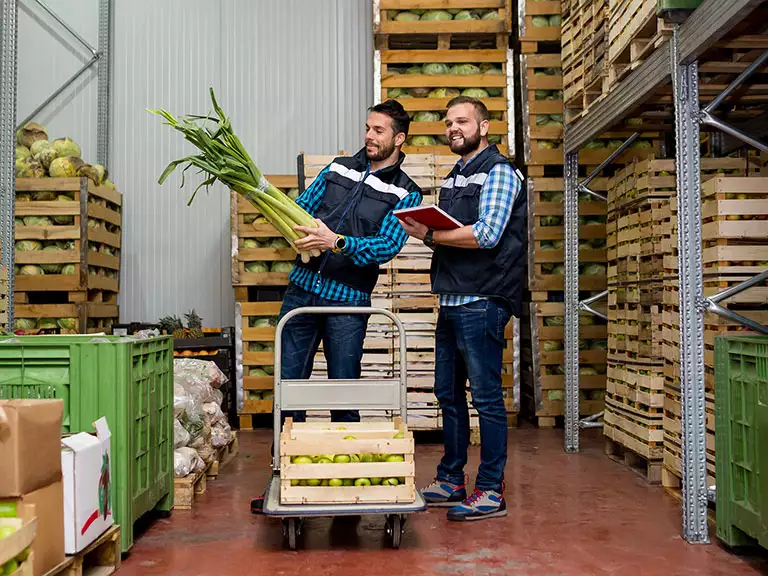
174, 447, 202, 477
174, 418, 191, 448
211, 422, 232, 448
203, 401, 226, 426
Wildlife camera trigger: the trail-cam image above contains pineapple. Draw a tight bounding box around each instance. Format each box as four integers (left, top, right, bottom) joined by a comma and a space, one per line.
184, 309, 205, 339
158, 315, 186, 339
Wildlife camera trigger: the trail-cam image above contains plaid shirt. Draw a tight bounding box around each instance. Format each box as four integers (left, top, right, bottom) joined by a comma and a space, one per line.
289, 164, 422, 302
439, 153, 522, 307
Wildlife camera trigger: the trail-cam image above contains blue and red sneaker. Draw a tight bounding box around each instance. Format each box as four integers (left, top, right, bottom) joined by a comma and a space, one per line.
446, 488, 508, 522
421, 479, 467, 507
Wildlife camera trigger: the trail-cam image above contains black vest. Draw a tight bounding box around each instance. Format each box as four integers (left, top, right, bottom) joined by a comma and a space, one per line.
430, 145, 527, 316
295, 147, 422, 294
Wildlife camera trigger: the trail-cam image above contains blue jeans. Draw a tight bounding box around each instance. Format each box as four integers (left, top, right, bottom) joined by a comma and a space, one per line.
276, 283, 370, 425
434, 299, 511, 492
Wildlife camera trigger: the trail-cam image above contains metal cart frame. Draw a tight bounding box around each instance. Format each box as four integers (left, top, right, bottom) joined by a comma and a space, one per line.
262, 306, 427, 549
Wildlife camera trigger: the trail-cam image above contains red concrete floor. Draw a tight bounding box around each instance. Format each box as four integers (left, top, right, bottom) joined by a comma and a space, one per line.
120, 427, 768, 576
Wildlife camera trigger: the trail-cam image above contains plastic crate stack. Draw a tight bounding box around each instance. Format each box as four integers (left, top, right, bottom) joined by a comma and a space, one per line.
660, 157, 767, 489
14, 177, 122, 334
231, 174, 300, 429
374, 1, 513, 155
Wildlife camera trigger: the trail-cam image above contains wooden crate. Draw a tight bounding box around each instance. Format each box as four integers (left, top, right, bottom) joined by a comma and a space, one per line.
520, 0, 562, 54
15, 177, 121, 295
238, 301, 281, 415
279, 418, 416, 504
374, 1, 511, 35
13, 301, 118, 335
608, 0, 673, 87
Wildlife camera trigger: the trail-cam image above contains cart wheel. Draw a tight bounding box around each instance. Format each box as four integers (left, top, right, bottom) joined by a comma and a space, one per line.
385, 515, 402, 549
282, 518, 300, 550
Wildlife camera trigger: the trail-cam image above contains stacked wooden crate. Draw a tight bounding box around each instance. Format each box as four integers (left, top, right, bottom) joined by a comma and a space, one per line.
374, 0, 513, 156
232, 173, 300, 428
14, 177, 122, 334
604, 158, 674, 481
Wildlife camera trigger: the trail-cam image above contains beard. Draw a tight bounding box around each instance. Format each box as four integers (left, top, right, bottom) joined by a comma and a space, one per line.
366, 139, 396, 162
448, 127, 482, 156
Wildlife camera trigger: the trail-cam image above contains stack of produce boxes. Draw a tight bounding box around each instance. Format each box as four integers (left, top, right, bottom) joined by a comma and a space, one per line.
14, 123, 121, 335
231, 174, 300, 429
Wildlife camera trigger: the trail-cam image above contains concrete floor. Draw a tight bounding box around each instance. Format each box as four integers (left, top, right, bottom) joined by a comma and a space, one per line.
120, 428, 767, 576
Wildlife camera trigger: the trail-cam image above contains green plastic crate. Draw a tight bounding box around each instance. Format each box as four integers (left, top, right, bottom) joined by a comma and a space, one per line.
715, 335, 768, 549
0, 335, 174, 552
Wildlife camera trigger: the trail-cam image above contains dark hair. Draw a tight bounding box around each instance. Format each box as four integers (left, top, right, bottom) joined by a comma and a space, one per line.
368, 99, 410, 137
446, 96, 490, 123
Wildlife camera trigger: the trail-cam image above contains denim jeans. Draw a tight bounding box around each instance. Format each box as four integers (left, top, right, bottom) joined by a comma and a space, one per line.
276, 283, 370, 426
434, 299, 511, 492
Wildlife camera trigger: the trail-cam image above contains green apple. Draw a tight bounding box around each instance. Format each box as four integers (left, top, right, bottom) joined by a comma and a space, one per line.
336, 427, 347, 430
342, 435, 357, 440
0, 502, 17, 518
314, 454, 335, 463
399, 477, 406, 484
321, 480, 330, 487
370, 477, 382, 485
329, 478, 343, 487
3, 560, 19, 575
0, 525, 16, 539
316, 458, 333, 464
306, 478, 322, 487
343, 479, 355, 486
14, 548, 30, 563
360, 454, 376, 462
290, 479, 301, 486
293, 456, 313, 465
350, 454, 360, 463
393, 432, 405, 439
354, 478, 371, 486
333, 454, 351, 463
385, 454, 405, 463
384, 478, 399, 486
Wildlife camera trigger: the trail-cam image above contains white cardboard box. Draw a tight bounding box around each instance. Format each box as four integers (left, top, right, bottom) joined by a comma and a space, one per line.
61, 417, 113, 554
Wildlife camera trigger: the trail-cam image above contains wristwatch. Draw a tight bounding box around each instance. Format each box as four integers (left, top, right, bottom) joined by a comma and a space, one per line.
423, 229, 435, 248
332, 235, 347, 253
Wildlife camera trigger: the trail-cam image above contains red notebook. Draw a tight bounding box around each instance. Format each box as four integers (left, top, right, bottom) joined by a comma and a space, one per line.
393, 205, 462, 230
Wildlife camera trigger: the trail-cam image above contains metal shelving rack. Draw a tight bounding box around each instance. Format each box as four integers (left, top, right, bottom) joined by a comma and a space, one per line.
562, 0, 768, 544
0, 0, 112, 326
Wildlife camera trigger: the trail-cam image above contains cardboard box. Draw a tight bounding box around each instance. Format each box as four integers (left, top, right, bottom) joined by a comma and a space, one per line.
61, 418, 113, 554
0, 482, 65, 576
0, 400, 64, 497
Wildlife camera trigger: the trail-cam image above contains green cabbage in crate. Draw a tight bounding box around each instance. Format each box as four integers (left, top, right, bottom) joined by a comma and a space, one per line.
394, 11, 420, 21
534, 90, 551, 100
451, 64, 481, 75
421, 10, 453, 20
583, 140, 605, 149
581, 263, 607, 276
549, 15, 562, 26
271, 261, 294, 273
487, 135, 501, 144
244, 261, 269, 273
413, 111, 441, 122
388, 88, 407, 98
454, 10, 477, 20
428, 88, 460, 99
15, 240, 42, 251
422, 63, 450, 75
536, 115, 551, 126
540, 215, 562, 226
481, 10, 501, 20
14, 318, 37, 330
531, 16, 550, 27
408, 135, 437, 146
542, 340, 562, 351
461, 88, 489, 98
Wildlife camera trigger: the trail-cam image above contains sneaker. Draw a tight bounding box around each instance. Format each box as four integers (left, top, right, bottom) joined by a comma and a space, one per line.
421, 479, 467, 507
250, 494, 265, 514
446, 489, 508, 522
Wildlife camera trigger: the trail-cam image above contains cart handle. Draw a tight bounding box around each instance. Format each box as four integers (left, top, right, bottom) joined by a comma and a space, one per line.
272, 307, 408, 471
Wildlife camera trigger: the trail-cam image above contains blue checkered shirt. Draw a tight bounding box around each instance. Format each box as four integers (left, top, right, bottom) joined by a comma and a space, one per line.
289, 164, 422, 302
439, 153, 522, 307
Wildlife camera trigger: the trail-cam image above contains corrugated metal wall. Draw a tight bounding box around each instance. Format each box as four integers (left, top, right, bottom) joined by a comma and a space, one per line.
17, 0, 372, 327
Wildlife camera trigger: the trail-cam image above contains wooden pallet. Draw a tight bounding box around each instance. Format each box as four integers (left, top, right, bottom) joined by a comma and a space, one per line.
374, 0, 511, 35
207, 432, 240, 479
604, 435, 662, 484
44, 525, 121, 576
173, 462, 211, 510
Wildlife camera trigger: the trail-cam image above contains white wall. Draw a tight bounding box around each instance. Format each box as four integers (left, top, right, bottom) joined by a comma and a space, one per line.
16, 0, 373, 327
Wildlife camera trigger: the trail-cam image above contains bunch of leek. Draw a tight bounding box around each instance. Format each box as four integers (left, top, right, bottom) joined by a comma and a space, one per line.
148, 88, 320, 262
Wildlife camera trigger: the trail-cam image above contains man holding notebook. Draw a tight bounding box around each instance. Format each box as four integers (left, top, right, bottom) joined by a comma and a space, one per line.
398, 96, 526, 522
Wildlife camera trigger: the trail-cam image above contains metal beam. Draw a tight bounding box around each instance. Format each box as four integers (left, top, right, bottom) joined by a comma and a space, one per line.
581, 133, 639, 185
565, 0, 764, 154
700, 112, 768, 154
0, 0, 18, 328
578, 185, 607, 202
709, 269, 768, 304
32, 0, 98, 57
96, 0, 112, 167
706, 301, 768, 335
564, 151, 580, 453
671, 30, 709, 544
701, 48, 768, 114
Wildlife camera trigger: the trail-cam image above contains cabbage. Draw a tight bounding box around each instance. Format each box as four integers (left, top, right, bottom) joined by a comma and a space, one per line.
394, 11, 420, 22
421, 10, 453, 21
14, 217, 23, 226
18, 265, 44, 275
29, 139, 50, 157
540, 215, 562, 226
589, 238, 606, 249
536, 115, 550, 126
541, 191, 563, 202
15, 240, 42, 251
626, 117, 644, 125
539, 241, 556, 250
408, 87, 431, 98
407, 135, 437, 146
16, 157, 45, 178
451, 64, 481, 75
486, 87, 503, 97
583, 140, 605, 150
608, 140, 624, 148
61, 264, 76, 275
534, 90, 551, 100
388, 88, 407, 98
268, 238, 291, 249
579, 240, 591, 250
49, 156, 78, 178
406, 65, 422, 75
271, 261, 294, 273
580, 366, 598, 375
531, 16, 550, 27
549, 90, 563, 100
244, 261, 269, 273
549, 15, 562, 26
537, 140, 558, 149
482, 10, 501, 20
631, 140, 652, 149
51, 137, 81, 158
15, 145, 30, 160
16, 122, 48, 149
461, 88, 489, 98
250, 317, 274, 328
242, 238, 259, 248
423, 63, 450, 75
22, 216, 53, 227
542, 340, 562, 351
552, 264, 565, 275
544, 316, 564, 327
454, 10, 477, 20
57, 318, 78, 330
581, 263, 606, 276
548, 390, 564, 401
480, 63, 502, 74
413, 111, 441, 122
428, 87, 460, 99
249, 343, 264, 352
31, 191, 56, 201
39, 318, 58, 329
14, 318, 37, 330
487, 135, 501, 144
549, 114, 563, 123
546, 119, 563, 127
489, 111, 504, 120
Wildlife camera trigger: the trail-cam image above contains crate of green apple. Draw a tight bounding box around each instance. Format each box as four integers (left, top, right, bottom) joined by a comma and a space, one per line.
0, 503, 35, 576
280, 419, 415, 504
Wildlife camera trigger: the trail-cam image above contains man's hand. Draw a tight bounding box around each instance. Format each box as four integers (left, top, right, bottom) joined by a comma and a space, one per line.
294, 218, 338, 252
399, 217, 429, 241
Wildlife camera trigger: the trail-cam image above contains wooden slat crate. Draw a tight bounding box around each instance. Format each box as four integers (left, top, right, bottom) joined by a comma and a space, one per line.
607, 0, 673, 87
524, 54, 564, 154
520, 0, 562, 54
15, 177, 122, 295
238, 301, 281, 416
374, 1, 512, 36
528, 135, 661, 170
14, 301, 118, 335
279, 418, 416, 504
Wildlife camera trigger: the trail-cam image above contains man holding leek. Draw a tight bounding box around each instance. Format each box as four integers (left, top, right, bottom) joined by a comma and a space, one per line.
400, 96, 525, 522
250, 99, 422, 513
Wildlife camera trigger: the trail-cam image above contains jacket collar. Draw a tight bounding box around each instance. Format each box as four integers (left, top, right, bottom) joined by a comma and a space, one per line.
351, 147, 407, 180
